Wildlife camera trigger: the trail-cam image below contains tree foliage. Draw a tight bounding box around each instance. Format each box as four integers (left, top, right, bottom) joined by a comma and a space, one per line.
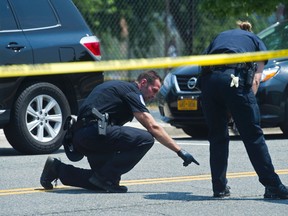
200, 0, 281, 17
73, 0, 283, 58
74, 0, 165, 58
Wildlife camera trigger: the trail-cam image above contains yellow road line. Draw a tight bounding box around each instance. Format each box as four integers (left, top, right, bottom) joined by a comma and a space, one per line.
1, 49, 288, 78
1, 169, 287, 196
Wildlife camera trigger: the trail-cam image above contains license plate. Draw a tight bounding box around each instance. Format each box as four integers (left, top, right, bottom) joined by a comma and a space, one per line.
177, 98, 198, 110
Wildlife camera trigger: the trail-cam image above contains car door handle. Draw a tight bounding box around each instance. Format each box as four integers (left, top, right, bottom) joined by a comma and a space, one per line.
6, 42, 26, 52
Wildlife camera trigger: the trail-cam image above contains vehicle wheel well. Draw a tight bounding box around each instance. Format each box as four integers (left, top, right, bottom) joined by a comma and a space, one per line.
16, 76, 78, 114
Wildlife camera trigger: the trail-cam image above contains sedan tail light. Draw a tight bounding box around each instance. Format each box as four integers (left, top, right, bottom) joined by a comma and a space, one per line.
80, 36, 101, 61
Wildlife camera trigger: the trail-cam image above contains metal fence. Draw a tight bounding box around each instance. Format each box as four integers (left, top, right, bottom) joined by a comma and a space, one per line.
73, 0, 283, 80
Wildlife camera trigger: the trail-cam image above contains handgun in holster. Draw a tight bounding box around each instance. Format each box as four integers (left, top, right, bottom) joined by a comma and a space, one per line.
244, 62, 258, 88
91, 108, 109, 136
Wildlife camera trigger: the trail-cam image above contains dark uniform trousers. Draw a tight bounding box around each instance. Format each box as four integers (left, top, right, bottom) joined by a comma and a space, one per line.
57, 124, 154, 190
200, 68, 282, 192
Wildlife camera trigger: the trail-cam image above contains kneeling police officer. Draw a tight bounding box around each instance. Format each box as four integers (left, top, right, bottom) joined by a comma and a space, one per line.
40, 70, 199, 193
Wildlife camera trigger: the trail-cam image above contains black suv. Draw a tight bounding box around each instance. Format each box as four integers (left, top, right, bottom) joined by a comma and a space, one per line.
0, 0, 103, 154
158, 21, 288, 137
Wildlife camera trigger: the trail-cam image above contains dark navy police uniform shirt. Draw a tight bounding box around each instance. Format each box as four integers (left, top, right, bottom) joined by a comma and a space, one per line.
204, 29, 267, 56
78, 80, 149, 126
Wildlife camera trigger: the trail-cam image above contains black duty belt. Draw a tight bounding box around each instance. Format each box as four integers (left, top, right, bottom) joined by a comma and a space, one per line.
210, 63, 248, 71
77, 108, 109, 135
72, 116, 97, 132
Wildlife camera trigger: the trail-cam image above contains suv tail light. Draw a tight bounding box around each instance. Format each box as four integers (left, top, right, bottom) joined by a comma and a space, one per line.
80, 36, 101, 61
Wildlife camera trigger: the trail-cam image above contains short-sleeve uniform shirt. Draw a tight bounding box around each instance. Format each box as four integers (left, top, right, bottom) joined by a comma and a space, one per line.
78, 80, 149, 126
204, 29, 267, 56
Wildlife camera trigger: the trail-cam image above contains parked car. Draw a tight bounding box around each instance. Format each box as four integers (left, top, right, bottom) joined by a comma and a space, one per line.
0, 0, 103, 154
158, 20, 288, 137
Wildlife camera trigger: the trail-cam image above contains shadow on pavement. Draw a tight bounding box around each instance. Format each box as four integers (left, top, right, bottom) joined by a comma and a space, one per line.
174, 133, 288, 141
0, 148, 65, 157
143, 191, 288, 204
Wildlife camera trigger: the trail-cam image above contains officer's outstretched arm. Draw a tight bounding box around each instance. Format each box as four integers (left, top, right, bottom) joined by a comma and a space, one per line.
134, 111, 199, 166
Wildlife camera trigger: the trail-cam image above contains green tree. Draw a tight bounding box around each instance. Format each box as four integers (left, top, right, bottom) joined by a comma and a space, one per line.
74, 0, 283, 58
74, 0, 165, 59
201, 0, 283, 17
194, 1, 286, 53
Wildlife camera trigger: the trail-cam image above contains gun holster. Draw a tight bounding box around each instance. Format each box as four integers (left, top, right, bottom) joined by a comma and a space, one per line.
63, 115, 84, 162
244, 62, 258, 89
91, 108, 109, 136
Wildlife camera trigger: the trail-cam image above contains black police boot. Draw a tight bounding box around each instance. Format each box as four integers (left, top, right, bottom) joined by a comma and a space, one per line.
264, 184, 288, 199
89, 172, 128, 193
40, 156, 61, 190
213, 186, 231, 198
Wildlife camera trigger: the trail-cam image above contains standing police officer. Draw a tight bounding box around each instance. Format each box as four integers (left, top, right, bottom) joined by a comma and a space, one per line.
199, 21, 288, 199
40, 70, 199, 193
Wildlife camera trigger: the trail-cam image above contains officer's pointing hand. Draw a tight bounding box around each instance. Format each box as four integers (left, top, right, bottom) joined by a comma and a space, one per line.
177, 149, 200, 166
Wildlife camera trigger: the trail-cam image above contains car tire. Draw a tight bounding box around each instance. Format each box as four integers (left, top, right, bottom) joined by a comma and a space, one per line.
3, 82, 71, 154
182, 126, 208, 138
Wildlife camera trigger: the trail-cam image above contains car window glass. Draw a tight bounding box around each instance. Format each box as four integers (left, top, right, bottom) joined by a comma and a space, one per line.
0, 0, 17, 30
11, 0, 58, 29
259, 23, 288, 50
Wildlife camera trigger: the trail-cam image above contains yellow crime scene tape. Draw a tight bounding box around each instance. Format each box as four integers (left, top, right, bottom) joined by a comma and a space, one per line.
1, 49, 288, 78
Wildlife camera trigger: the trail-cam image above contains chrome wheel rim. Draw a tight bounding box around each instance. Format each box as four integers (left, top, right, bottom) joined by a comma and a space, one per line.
26, 94, 62, 142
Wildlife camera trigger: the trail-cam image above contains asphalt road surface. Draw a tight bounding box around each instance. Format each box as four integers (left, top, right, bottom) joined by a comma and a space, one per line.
0, 125, 287, 216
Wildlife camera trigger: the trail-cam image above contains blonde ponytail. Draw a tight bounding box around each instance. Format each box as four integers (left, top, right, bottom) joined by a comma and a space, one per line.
237, 20, 252, 32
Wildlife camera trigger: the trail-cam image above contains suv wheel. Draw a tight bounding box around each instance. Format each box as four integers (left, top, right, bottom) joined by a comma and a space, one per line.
182, 126, 208, 138
4, 82, 71, 154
